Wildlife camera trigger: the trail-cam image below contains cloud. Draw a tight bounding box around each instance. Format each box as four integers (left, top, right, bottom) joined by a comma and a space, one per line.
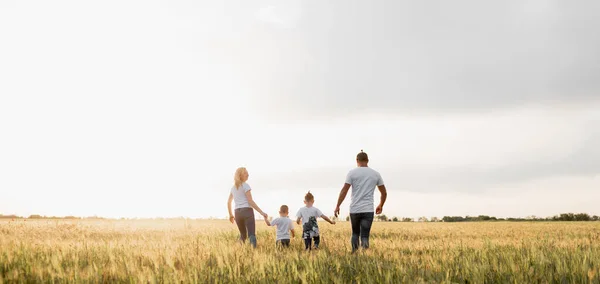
255, 1, 303, 29
248, 103, 600, 194
1, 0, 598, 218
388, 176, 600, 218
231, 1, 600, 119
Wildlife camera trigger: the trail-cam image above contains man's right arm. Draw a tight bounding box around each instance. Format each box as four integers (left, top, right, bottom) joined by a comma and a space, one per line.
334, 183, 351, 217
376, 184, 387, 214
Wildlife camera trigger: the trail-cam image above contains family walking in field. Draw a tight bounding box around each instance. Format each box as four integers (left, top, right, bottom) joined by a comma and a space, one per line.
226, 150, 388, 252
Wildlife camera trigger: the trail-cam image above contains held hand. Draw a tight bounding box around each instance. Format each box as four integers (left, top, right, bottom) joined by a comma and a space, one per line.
334, 206, 340, 218
229, 215, 235, 224
261, 212, 268, 219
376, 205, 383, 215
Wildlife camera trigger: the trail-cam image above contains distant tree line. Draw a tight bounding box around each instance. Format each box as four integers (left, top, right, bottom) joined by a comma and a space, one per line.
0, 214, 105, 220
0, 214, 21, 219
360, 213, 599, 222
341, 215, 414, 222
440, 213, 600, 222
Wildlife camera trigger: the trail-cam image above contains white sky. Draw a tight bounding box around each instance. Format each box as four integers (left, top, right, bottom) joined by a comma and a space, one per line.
1, 1, 599, 219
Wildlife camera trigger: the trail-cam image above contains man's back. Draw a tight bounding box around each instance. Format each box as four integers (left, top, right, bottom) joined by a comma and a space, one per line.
345, 167, 384, 213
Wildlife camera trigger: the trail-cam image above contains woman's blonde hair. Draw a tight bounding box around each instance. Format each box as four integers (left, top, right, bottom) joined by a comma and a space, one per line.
233, 167, 248, 190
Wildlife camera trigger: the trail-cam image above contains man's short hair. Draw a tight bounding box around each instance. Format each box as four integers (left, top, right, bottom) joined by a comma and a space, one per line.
279, 205, 289, 213
357, 150, 369, 162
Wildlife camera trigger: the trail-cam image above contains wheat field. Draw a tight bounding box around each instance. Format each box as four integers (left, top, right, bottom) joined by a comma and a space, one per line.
1, 219, 600, 283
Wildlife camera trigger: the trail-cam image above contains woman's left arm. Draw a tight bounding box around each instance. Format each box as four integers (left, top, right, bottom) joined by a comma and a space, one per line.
245, 190, 267, 218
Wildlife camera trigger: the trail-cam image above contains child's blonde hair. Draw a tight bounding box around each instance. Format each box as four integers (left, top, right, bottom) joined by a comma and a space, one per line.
233, 167, 247, 189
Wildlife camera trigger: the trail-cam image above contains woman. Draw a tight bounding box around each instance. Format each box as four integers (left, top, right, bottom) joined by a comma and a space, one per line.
227, 167, 268, 248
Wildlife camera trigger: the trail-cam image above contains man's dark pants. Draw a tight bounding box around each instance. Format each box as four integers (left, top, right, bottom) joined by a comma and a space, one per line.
350, 212, 374, 252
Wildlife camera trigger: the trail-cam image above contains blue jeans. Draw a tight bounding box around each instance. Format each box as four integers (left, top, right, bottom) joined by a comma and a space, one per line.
234, 207, 256, 248
350, 212, 374, 252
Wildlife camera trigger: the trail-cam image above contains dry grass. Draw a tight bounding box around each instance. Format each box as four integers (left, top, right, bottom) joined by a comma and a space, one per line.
1, 219, 600, 283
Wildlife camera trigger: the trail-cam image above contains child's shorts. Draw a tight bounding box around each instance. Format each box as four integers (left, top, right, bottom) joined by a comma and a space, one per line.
276, 239, 290, 248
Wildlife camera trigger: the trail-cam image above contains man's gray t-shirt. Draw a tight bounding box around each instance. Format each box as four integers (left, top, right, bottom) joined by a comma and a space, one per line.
345, 167, 384, 214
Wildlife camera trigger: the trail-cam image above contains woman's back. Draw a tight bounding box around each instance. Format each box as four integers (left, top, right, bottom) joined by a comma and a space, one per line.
231, 182, 251, 209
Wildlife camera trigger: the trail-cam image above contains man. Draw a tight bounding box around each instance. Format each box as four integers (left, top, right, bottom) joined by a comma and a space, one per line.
334, 150, 387, 252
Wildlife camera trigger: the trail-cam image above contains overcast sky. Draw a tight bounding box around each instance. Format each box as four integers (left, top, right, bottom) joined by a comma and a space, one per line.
1, 0, 599, 219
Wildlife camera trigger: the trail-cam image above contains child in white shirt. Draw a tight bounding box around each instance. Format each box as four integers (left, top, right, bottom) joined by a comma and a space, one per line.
265, 205, 295, 248
296, 191, 336, 250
